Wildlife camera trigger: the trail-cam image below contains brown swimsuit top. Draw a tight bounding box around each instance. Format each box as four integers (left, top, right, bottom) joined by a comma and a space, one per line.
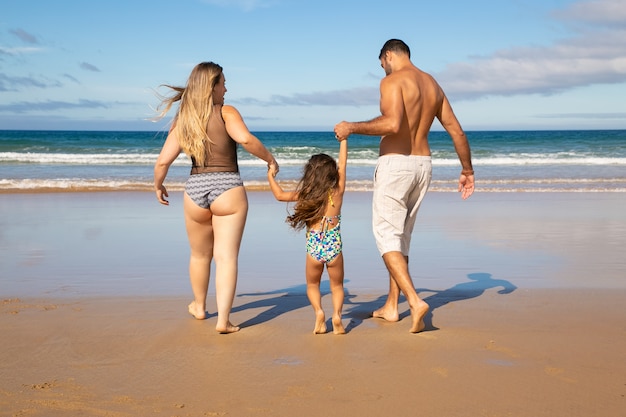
190, 105, 239, 175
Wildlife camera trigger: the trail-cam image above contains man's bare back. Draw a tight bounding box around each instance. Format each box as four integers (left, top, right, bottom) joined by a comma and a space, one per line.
378, 65, 445, 157
335, 43, 470, 180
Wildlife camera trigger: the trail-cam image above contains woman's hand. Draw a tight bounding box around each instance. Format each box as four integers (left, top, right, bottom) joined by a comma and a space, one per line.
156, 185, 169, 205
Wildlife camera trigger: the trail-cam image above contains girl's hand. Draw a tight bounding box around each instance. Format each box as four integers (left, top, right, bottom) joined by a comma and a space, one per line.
268, 161, 279, 177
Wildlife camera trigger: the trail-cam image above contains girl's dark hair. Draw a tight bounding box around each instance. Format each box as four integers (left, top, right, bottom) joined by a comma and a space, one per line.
287, 153, 339, 230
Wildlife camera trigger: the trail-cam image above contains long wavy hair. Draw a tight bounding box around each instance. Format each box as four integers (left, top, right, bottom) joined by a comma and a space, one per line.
287, 153, 339, 230
154, 62, 223, 166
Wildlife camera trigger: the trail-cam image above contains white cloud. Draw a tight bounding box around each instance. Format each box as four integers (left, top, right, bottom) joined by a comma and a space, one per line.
264, 0, 626, 105
407, 0, 626, 101
10, 28, 39, 44
80, 62, 101, 72
0, 46, 43, 56
0, 99, 109, 113
234, 87, 378, 106
554, 0, 626, 26
0, 73, 62, 91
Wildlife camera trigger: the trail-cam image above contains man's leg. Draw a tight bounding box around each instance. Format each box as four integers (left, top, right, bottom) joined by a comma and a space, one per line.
382, 251, 429, 333
372, 261, 402, 322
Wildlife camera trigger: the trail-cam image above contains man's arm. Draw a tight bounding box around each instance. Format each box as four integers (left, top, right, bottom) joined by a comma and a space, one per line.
438, 95, 475, 199
334, 77, 404, 139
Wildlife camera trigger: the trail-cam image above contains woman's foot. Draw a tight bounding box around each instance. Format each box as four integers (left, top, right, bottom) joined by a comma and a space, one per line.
188, 301, 208, 320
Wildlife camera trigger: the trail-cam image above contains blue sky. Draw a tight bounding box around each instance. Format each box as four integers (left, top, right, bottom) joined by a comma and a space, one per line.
1, 0, 625, 131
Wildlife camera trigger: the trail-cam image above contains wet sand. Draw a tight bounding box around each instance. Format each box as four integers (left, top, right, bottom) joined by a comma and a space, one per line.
1, 191, 625, 416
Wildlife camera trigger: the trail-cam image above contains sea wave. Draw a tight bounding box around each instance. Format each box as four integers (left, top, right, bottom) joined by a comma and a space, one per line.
2, 177, 625, 193
2, 151, 625, 166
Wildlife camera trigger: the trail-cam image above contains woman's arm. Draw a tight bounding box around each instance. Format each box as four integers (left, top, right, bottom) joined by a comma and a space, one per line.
222, 105, 278, 170
153, 126, 182, 205
267, 164, 297, 202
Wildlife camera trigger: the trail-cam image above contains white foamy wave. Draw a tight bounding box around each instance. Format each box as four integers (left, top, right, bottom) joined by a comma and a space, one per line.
3, 150, 625, 167
0, 178, 158, 191
0, 152, 185, 165
2, 177, 625, 193
463, 156, 626, 166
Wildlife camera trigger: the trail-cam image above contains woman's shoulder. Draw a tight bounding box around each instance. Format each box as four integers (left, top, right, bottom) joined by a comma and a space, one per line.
221, 104, 239, 116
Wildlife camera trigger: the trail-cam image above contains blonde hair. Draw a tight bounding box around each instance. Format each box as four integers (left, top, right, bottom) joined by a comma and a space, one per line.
155, 62, 223, 166
287, 153, 339, 230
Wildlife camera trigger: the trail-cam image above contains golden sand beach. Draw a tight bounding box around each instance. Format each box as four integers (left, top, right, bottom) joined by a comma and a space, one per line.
1, 191, 625, 416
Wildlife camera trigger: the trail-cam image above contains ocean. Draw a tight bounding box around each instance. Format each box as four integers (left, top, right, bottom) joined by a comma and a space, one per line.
1, 129, 625, 192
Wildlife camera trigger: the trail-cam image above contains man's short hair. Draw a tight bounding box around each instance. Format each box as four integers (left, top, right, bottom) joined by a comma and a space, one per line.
379, 39, 411, 59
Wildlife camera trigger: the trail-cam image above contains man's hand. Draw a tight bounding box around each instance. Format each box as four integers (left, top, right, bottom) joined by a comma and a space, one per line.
458, 173, 475, 200
334, 121, 351, 141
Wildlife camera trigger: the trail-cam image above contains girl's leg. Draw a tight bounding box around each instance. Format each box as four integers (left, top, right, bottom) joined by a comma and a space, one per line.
305, 255, 326, 334
183, 193, 214, 320
209, 186, 249, 333
326, 253, 346, 334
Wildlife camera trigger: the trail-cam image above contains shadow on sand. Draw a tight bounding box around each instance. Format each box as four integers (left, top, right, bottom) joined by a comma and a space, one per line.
234, 272, 516, 333
343, 272, 517, 332
234, 282, 325, 329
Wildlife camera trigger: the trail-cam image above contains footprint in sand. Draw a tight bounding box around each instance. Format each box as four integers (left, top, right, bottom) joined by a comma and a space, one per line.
545, 366, 577, 383
485, 340, 519, 358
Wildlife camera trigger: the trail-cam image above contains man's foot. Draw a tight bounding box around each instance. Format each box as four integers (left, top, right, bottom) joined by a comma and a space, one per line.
188, 301, 208, 320
372, 306, 399, 322
216, 322, 240, 334
409, 301, 429, 333
314, 311, 327, 334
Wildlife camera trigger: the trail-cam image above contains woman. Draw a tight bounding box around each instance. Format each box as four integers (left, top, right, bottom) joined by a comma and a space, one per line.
154, 62, 278, 334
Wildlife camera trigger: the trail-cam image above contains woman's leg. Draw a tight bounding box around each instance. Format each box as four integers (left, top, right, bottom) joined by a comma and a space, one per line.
209, 186, 249, 333
326, 253, 346, 334
183, 192, 214, 320
305, 255, 326, 334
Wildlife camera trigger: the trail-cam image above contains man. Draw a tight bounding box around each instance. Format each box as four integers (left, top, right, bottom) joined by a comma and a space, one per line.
334, 39, 474, 333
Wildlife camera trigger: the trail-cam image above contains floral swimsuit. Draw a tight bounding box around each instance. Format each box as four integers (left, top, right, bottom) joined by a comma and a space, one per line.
305, 192, 342, 264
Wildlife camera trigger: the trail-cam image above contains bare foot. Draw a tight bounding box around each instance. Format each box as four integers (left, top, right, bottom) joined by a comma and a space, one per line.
332, 316, 346, 335
409, 301, 429, 333
216, 322, 240, 334
313, 311, 327, 334
188, 301, 208, 320
372, 306, 399, 322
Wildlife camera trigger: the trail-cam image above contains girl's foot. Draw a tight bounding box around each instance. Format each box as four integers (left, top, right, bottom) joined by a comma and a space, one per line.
332, 316, 346, 335
313, 311, 327, 334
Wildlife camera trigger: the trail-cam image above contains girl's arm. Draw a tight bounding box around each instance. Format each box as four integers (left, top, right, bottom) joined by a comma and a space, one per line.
267, 164, 297, 202
337, 138, 348, 194
222, 105, 278, 170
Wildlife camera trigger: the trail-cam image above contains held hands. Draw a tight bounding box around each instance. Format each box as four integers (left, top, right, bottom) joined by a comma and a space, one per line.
268, 160, 279, 177
458, 171, 475, 200
334, 122, 351, 141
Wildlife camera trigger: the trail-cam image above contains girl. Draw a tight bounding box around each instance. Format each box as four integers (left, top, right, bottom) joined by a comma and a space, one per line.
267, 138, 347, 334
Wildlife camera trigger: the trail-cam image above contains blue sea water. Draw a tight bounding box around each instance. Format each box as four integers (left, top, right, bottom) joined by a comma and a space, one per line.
0, 129, 625, 192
